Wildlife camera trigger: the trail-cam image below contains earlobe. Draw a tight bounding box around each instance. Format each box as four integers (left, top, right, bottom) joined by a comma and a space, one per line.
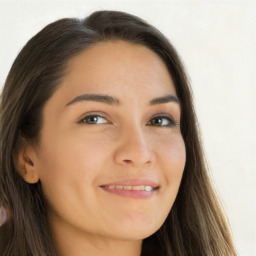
14, 137, 39, 184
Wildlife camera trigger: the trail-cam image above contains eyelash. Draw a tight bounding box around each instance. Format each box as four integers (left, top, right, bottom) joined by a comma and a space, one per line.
78, 113, 179, 128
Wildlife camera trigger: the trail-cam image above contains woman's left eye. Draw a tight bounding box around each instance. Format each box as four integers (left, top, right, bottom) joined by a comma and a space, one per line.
148, 115, 178, 127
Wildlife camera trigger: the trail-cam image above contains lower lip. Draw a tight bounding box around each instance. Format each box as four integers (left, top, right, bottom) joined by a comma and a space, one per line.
100, 186, 158, 199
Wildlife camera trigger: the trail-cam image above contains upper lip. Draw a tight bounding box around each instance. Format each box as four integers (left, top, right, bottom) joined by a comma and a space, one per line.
100, 178, 160, 188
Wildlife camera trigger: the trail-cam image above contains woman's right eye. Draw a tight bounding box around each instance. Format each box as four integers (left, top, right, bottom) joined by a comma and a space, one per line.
79, 115, 108, 125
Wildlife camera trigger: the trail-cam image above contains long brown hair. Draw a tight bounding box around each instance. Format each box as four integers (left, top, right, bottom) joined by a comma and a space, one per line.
0, 10, 236, 256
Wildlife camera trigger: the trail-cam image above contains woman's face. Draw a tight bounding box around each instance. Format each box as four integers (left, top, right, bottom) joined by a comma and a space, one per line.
34, 41, 186, 241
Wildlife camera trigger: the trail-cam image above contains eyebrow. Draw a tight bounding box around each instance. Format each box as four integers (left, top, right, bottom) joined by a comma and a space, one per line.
65, 93, 180, 107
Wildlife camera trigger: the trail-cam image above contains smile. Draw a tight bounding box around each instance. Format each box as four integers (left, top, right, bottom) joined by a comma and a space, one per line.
104, 185, 154, 191
100, 184, 159, 199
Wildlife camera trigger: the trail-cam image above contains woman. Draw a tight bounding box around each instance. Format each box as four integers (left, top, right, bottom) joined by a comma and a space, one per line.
0, 10, 236, 256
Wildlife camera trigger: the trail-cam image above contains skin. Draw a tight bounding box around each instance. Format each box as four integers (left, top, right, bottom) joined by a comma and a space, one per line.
18, 41, 186, 256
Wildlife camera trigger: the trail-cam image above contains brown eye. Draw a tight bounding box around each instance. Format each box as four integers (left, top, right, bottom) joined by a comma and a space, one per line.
149, 116, 177, 127
79, 115, 107, 125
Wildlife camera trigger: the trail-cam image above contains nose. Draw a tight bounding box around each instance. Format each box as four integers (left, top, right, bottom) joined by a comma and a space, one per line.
113, 124, 156, 168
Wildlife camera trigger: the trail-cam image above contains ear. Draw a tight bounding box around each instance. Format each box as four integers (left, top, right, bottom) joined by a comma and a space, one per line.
13, 136, 39, 184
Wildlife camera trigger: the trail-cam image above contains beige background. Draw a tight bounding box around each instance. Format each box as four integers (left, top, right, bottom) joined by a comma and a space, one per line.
0, 0, 255, 255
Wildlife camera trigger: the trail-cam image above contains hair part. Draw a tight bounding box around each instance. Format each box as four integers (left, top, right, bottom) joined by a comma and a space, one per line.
0, 10, 237, 255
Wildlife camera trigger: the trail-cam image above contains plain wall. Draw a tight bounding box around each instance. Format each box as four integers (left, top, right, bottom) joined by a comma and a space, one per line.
0, 0, 255, 255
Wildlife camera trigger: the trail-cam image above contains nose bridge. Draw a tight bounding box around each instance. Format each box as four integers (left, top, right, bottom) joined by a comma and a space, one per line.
114, 121, 155, 167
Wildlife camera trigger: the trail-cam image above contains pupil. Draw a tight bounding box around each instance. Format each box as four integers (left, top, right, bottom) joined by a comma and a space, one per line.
88, 116, 97, 123
153, 118, 162, 125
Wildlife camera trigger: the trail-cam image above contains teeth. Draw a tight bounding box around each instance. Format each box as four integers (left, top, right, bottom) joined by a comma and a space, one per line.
145, 186, 153, 192
124, 186, 132, 190
105, 185, 154, 192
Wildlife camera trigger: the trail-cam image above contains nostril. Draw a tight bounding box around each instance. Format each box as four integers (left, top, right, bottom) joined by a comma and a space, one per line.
123, 159, 132, 164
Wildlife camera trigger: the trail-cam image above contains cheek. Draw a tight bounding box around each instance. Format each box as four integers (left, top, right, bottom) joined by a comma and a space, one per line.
157, 134, 186, 194
36, 133, 111, 224
37, 136, 107, 186
159, 134, 186, 171
154, 135, 186, 223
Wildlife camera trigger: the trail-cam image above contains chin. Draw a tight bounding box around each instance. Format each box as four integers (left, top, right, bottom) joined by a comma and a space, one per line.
107, 219, 163, 241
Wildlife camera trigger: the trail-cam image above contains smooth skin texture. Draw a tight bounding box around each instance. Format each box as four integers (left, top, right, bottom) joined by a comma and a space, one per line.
18, 41, 186, 256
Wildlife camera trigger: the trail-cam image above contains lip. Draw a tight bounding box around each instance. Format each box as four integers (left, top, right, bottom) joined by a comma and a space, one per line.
100, 178, 160, 188
100, 178, 160, 199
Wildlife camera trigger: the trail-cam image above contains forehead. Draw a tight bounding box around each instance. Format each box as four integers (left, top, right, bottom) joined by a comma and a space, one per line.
60, 40, 176, 97
41, 40, 180, 120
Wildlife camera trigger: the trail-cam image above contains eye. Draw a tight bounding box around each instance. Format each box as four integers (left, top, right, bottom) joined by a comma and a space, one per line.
79, 115, 108, 125
148, 115, 178, 127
